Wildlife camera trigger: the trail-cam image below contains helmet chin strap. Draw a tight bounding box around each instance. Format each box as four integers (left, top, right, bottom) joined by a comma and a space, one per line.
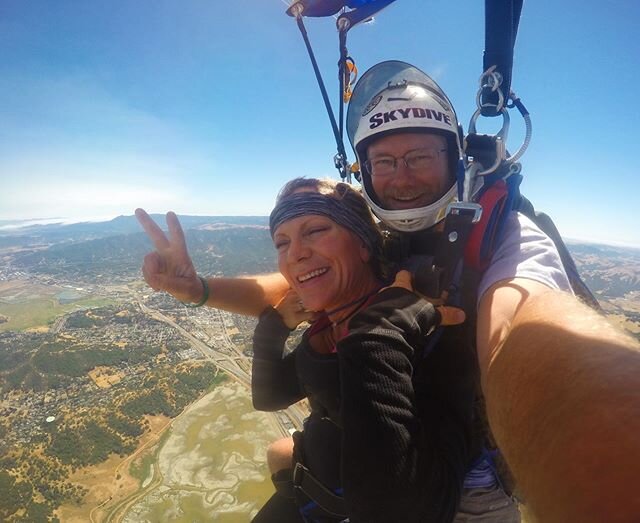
362, 183, 458, 233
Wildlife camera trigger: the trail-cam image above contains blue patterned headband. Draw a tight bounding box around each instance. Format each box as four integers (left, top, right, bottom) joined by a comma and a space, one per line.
269, 192, 378, 253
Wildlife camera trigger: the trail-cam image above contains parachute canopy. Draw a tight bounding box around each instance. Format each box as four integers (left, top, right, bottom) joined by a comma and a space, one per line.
286, 0, 396, 20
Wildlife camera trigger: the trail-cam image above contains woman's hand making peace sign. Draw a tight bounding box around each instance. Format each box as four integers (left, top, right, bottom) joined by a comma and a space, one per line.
135, 208, 206, 305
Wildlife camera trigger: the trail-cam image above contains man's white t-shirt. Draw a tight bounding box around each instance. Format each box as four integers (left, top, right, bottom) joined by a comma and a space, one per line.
477, 212, 573, 303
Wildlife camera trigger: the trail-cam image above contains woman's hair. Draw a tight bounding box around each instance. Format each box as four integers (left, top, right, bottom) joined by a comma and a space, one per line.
276, 177, 347, 201
273, 177, 388, 281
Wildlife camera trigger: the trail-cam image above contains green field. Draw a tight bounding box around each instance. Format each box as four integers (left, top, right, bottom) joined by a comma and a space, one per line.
0, 294, 114, 332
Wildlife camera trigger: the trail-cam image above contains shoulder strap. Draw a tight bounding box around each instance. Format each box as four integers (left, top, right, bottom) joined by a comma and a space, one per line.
464, 179, 510, 272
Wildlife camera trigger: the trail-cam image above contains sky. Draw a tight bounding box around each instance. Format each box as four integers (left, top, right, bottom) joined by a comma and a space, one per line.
0, 0, 638, 246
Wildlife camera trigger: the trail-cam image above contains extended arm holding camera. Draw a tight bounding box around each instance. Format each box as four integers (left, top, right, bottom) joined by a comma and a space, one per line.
478, 279, 640, 522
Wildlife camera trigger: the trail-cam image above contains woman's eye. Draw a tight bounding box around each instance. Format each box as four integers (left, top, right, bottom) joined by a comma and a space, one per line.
307, 227, 328, 236
275, 240, 289, 250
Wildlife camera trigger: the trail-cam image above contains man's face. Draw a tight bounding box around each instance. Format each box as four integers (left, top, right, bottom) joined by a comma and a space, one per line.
366, 132, 452, 210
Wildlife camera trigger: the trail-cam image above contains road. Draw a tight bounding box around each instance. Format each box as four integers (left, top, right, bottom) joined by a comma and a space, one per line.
137, 301, 307, 434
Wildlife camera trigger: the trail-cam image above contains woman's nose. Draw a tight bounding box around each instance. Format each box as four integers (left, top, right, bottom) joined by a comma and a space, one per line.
287, 238, 311, 263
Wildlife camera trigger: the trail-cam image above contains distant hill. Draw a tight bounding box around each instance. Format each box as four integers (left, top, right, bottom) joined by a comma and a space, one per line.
0, 215, 268, 249
567, 243, 640, 299
3, 215, 639, 303
9, 227, 276, 283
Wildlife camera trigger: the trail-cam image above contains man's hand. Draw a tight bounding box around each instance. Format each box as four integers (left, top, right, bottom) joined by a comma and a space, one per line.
388, 270, 466, 326
135, 208, 204, 304
274, 289, 316, 330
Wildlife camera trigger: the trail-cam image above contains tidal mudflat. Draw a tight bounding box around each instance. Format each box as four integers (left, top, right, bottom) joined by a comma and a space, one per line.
124, 381, 280, 522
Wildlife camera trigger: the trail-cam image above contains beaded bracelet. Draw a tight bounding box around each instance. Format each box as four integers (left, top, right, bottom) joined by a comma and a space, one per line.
182, 276, 209, 308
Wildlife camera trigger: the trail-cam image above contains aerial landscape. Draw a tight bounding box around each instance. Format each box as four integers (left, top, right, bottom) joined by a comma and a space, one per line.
0, 215, 638, 522
0, 216, 307, 523
2, 1, 638, 521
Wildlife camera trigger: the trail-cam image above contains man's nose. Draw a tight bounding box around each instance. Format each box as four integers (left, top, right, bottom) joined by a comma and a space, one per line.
393, 159, 415, 183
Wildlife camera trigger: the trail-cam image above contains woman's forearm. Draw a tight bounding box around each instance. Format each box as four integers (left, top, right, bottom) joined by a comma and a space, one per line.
207, 273, 289, 316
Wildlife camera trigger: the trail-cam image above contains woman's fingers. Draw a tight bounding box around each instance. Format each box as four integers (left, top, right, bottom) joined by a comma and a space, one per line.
436, 306, 466, 326
166, 211, 188, 252
385, 270, 465, 325
136, 208, 170, 250
393, 270, 413, 290
142, 252, 165, 290
380, 269, 414, 293
276, 289, 314, 329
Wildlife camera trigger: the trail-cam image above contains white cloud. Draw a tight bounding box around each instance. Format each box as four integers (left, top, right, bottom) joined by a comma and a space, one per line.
1, 181, 185, 221
0, 151, 193, 220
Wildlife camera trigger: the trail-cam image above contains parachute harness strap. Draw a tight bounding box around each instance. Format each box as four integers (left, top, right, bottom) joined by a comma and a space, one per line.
465, 0, 527, 180
460, 8, 530, 267
481, 0, 523, 116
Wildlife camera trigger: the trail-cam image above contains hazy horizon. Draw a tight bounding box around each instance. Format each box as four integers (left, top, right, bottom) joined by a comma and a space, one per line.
2, 212, 640, 250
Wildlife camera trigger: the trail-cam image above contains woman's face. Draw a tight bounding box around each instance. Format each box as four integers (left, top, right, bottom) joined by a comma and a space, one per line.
273, 214, 373, 312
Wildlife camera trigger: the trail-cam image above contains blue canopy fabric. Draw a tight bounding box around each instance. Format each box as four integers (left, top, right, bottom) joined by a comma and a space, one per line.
288, 0, 397, 19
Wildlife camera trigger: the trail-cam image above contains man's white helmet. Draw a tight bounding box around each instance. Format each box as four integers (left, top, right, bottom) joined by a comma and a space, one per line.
347, 61, 462, 232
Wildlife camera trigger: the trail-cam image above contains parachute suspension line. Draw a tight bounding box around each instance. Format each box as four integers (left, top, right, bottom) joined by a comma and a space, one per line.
293, 14, 351, 181
338, 23, 348, 143
337, 22, 359, 182
285, 1, 396, 183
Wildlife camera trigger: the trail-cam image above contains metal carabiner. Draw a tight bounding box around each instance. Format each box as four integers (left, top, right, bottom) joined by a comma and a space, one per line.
466, 106, 509, 176
479, 66, 503, 92
342, 59, 358, 103
476, 86, 505, 114
334, 152, 351, 183
468, 104, 510, 140
477, 66, 506, 113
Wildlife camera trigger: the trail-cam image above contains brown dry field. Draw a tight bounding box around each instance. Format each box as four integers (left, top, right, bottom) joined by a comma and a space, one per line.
88, 367, 124, 388
607, 313, 640, 334
55, 414, 170, 523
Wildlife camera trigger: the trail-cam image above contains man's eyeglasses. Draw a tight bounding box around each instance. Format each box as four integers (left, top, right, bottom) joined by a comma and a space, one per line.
364, 147, 447, 177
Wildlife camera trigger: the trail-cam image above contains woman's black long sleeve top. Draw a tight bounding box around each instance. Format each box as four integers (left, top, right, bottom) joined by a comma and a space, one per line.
251, 288, 478, 522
